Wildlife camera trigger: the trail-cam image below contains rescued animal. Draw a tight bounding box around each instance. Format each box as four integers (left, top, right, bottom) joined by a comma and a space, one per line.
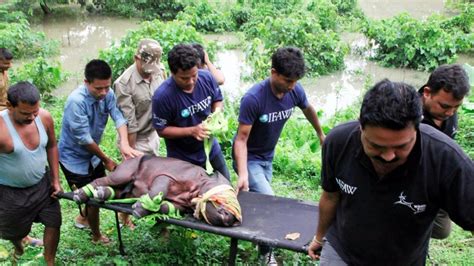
73, 155, 242, 227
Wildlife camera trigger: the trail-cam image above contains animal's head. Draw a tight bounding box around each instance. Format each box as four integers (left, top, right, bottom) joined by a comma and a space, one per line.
193, 185, 242, 227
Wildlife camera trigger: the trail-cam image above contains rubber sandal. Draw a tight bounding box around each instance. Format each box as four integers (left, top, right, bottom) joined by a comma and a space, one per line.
74, 221, 90, 229
120, 219, 136, 230
22, 236, 43, 247
91, 235, 111, 245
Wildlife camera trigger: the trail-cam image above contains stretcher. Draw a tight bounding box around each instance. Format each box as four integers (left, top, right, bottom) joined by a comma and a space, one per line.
57, 191, 319, 265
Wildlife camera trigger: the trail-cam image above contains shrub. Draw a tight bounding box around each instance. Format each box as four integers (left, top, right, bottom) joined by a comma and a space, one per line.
229, 4, 252, 30
91, 0, 186, 20
363, 12, 473, 71
441, 3, 474, 34
330, 0, 358, 15
273, 114, 323, 182
242, 14, 347, 80
10, 57, 68, 102
363, 5, 474, 70
175, 1, 234, 33
99, 19, 215, 80
307, 0, 339, 31
0, 10, 59, 59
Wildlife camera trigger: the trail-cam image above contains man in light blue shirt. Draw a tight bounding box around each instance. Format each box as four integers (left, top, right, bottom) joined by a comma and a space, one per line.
58, 59, 142, 244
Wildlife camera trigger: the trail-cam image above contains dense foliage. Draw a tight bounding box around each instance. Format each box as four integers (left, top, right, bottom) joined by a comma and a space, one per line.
0, 8, 59, 58
99, 19, 216, 81
363, 5, 473, 71
175, 1, 234, 33
10, 57, 67, 102
0, 0, 473, 265
90, 0, 187, 21
242, 13, 348, 80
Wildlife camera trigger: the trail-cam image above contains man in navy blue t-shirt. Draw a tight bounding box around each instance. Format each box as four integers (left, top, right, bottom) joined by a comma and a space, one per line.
233, 46, 325, 265
152, 44, 230, 179
233, 47, 325, 196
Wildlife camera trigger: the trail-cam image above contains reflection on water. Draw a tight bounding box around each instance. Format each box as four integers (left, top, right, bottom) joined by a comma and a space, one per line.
31, 2, 471, 121
215, 49, 252, 99
213, 32, 432, 120
32, 16, 140, 96
359, 0, 445, 19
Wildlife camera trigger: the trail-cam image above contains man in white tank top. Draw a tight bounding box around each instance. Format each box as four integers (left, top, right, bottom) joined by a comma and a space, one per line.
0, 81, 62, 266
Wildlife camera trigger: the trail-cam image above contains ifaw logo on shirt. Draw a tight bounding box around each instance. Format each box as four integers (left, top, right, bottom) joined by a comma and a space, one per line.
258, 108, 294, 123
181, 96, 212, 118
336, 178, 358, 195
393, 192, 426, 214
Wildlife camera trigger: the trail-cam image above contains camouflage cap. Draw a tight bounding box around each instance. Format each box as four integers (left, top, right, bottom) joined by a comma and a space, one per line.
136, 39, 163, 74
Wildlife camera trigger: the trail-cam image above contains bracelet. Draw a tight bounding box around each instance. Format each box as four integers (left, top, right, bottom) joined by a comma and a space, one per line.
312, 236, 324, 245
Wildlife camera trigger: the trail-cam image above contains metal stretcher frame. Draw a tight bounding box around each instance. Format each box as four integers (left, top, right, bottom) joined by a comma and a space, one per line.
57, 191, 319, 265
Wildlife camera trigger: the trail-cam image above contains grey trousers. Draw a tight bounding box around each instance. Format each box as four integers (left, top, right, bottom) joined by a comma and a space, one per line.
431, 209, 452, 239
320, 239, 348, 266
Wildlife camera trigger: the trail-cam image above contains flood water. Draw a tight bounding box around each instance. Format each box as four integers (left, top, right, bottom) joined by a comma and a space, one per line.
32, 15, 141, 95
359, 0, 446, 19
30, 1, 472, 119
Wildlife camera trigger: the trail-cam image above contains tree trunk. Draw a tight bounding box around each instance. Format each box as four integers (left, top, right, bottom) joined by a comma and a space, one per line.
39, 0, 52, 15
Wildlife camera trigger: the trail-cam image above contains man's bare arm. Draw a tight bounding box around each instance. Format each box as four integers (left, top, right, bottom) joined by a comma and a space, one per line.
308, 190, 340, 260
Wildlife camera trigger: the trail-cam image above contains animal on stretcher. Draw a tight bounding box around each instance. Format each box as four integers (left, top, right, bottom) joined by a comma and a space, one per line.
73, 155, 242, 227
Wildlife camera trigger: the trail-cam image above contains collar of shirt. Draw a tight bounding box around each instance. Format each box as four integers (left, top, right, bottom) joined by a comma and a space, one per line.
80, 85, 106, 106
131, 64, 154, 85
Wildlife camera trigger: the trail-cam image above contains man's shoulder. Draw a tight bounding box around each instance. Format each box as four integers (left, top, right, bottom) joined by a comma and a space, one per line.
153, 78, 177, 104
419, 124, 460, 151
198, 68, 212, 77
38, 108, 52, 120
196, 69, 219, 92
38, 108, 55, 129
243, 79, 269, 98
114, 64, 136, 87
198, 69, 213, 82
66, 86, 87, 103
293, 82, 305, 93
326, 121, 360, 144
419, 124, 472, 170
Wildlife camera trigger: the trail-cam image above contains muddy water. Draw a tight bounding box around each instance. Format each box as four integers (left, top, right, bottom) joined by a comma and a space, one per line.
210, 32, 433, 119
32, 1, 471, 119
32, 16, 140, 96
359, 0, 446, 19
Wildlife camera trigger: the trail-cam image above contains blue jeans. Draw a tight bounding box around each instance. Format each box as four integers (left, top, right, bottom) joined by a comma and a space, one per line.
233, 160, 274, 196
210, 152, 231, 181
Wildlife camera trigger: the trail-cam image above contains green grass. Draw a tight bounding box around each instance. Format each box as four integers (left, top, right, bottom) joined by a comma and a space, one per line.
0, 95, 472, 265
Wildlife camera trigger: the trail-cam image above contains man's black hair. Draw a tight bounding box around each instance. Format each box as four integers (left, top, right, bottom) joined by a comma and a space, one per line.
167, 44, 200, 74
271, 47, 305, 79
191, 43, 205, 67
360, 79, 422, 130
7, 81, 40, 107
84, 59, 112, 82
422, 64, 470, 100
0, 48, 13, 60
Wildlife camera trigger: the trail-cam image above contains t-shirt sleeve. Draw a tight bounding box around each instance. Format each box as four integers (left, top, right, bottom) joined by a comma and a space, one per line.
321, 131, 340, 192
441, 154, 474, 230
295, 84, 309, 110
238, 94, 259, 125
152, 92, 173, 131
